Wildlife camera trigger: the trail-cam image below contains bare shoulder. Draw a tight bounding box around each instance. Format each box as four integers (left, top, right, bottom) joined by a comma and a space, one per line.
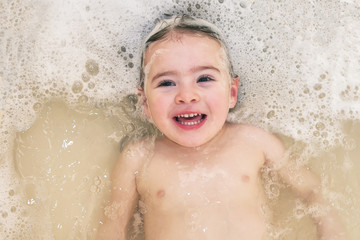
226, 122, 277, 140
113, 137, 155, 176
121, 137, 155, 160
226, 123, 285, 166
226, 122, 268, 135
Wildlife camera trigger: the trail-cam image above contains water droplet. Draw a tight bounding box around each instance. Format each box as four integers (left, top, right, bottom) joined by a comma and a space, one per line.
82, 72, 90, 82
318, 92, 326, 98
88, 82, 95, 89
218, 0, 224, 3
33, 102, 42, 112
315, 122, 325, 131
9, 189, 15, 196
313, 83, 322, 91
78, 95, 88, 104
72, 81, 83, 93
128, 62, 134, 68
85, 59, 99, 76
267, 110, 275, 119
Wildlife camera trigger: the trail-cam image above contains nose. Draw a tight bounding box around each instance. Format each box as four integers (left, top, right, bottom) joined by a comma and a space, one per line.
175, 84, 200, 104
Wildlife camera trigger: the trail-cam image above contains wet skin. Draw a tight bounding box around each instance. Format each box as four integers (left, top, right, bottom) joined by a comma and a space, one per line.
96, 33, 346, 240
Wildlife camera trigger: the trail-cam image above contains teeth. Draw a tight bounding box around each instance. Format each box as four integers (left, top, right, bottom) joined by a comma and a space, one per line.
175, 113, 205, 126
177, 113, 200, 118
179, 119, 202, 125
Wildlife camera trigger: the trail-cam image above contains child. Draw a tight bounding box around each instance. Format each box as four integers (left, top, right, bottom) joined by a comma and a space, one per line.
97, 15, 345, 240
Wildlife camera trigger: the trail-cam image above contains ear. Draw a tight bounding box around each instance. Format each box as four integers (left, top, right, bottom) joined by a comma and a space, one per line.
229, 77, 239, 108
137, 86, 151, 118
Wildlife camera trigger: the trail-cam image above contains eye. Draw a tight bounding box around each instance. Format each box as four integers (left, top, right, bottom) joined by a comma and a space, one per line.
197, 75, 214, 83
157, 80, 175, 87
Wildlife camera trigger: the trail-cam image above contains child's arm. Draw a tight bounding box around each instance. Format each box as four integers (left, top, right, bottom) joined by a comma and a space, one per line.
277, 158, 346, 240
262, 132, 347, 240
96, 143, 143, 240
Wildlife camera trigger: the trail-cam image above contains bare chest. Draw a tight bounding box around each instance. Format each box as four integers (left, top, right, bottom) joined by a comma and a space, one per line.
136, 145, 265, 212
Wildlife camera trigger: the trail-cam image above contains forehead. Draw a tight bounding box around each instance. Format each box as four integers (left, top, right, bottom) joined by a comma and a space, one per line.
144, 32, 226, 73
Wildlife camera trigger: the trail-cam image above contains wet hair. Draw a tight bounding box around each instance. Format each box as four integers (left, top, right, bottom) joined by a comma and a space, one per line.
139, 14, 237, 88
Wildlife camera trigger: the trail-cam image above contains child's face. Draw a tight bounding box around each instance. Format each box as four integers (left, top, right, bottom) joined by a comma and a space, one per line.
141, 33, 238, 147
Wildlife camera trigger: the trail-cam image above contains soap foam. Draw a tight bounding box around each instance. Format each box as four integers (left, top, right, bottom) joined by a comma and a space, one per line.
2, 0, 359, 149
1, 0, 360, 239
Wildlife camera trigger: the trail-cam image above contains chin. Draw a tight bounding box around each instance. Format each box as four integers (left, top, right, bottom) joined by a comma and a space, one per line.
172, 138, 208, 148
179, 142, 201, 148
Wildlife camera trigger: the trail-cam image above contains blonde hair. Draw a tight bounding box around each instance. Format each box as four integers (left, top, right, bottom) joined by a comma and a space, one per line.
139, 14, 236, 88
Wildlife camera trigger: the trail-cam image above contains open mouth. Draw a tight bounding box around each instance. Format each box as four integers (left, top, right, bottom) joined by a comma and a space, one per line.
174, 113, 207, 126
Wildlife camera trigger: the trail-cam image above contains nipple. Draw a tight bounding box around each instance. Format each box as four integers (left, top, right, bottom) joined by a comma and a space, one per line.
156, 189, 165, 198
241, 174, 250, 183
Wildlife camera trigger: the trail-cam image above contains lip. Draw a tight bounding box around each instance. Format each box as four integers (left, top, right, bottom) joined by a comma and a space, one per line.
172, 111, 207, 130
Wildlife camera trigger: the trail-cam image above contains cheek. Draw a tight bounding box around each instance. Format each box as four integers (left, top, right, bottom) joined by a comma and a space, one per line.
147, 95, 169, 116
209, 89, 230, 108
205, 93, 230, 122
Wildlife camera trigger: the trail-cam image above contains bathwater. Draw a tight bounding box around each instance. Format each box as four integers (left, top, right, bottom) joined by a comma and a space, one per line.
1, 0, 359, 239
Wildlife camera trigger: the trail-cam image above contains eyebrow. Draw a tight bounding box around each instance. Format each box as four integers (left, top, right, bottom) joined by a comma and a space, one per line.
151, 65, 220, 83
151, 71, 177, 83
190, 65, 220, 74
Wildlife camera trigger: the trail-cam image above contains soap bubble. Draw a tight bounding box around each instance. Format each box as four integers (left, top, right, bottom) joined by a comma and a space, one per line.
85, 59, 99, 76
72, 81, 83, 93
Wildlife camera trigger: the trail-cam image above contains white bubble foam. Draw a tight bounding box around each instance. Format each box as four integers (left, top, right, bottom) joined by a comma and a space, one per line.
1, 0, 360, 239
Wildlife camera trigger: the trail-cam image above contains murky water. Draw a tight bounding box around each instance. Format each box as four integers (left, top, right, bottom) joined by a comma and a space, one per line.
1, 0, 360, 239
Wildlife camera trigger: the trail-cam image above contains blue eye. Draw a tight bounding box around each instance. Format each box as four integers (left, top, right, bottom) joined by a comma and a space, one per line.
197, 75, 214, 83
158, 80, 175, 87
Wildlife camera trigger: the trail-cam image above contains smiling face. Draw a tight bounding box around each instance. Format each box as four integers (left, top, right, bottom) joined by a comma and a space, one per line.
141, 32, 238, 147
